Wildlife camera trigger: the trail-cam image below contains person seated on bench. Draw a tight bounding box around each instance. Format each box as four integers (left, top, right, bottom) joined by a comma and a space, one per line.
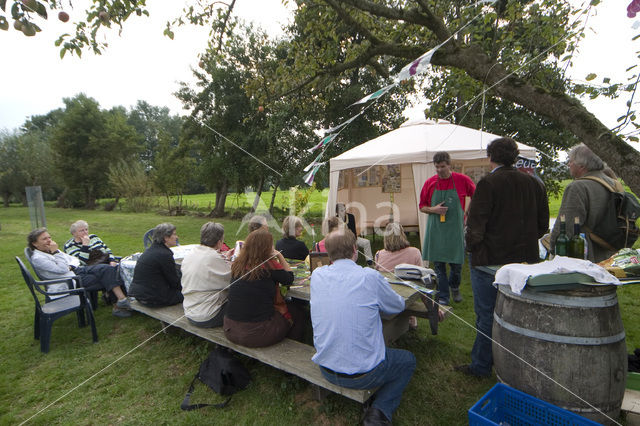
230, 215, 269, 261
336, 202, 373, 265
313, 216, 357, 262
248, 214, 269, 232
63, 220, 118, 266
374, 223, 422, 273
224, 229, 305, 347
310, 228, 416, 425
28, 227, 131, 318
181, 222, 232, 328
275, 216, 309, 260
375, 222, 423, 330
129, 223, 183, 307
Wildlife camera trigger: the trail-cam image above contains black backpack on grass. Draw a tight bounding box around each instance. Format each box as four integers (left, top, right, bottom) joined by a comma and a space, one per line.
181, 348, 251, 410
580, 176, 640, 251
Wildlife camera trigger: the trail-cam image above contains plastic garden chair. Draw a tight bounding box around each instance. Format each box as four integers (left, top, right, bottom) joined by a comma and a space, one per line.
143, 228, 154, 250
25, 247, 100, 309
16, 257, 98, 353
143, 228, 179, 250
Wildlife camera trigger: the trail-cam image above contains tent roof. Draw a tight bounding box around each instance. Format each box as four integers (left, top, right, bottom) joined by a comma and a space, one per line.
330, 118, 537, 171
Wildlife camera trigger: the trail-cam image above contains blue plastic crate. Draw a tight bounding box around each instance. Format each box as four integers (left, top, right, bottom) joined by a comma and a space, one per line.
469, 383, 601, 426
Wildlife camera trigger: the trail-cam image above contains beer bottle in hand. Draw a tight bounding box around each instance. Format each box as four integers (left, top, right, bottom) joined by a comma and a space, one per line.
555, 215, 569, 257
569, 217, 586, 259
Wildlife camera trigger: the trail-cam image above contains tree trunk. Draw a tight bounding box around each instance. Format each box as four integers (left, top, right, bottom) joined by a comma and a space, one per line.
433, 45, 640, 195
2, 193, 9, 207
210, 178, 229, 217
269, 178, 281, 214
250, 176, 265, 214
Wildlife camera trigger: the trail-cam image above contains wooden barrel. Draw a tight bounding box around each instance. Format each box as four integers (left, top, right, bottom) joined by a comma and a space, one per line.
492, 285, 627, 425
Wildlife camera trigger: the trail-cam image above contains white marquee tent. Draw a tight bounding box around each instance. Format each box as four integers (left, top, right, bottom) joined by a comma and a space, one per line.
324, 118, 538, 248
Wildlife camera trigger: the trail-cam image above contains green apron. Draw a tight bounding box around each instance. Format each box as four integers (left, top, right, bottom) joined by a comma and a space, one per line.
422, 178, 465, 264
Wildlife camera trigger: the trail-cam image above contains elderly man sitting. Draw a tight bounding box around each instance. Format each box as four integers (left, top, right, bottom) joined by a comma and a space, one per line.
28, 227, 131, 318
181, 222, 232, 328
63, 220, 117, 266
310, 228, 416, 425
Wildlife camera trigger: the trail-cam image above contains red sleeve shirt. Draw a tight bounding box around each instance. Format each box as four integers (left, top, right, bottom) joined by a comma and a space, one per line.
419, 172, 476, 210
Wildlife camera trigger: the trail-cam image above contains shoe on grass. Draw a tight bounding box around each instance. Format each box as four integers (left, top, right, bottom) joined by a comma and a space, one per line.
116, 298, 131, 310
453, 364, 490, 378
112, 307, 132, 318
452, 288, 463, 303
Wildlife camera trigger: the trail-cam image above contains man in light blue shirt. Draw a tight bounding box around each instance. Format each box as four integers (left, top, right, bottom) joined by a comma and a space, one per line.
310, 228, 416, 425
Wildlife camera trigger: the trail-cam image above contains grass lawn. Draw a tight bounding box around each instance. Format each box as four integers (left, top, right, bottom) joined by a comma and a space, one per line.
1, 188, 639, 424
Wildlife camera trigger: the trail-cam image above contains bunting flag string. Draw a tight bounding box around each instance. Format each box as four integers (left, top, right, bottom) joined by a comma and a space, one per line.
350, 84, 397, 106
303, 153, 324, 172
323, 113, 363, 135
303, 164, 322, 185
307, 133, 337, 152
393, 42, 445, 83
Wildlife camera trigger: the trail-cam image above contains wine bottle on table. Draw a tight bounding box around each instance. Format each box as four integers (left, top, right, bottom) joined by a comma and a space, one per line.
569, 217, 586, 259
555, 214, 569, 257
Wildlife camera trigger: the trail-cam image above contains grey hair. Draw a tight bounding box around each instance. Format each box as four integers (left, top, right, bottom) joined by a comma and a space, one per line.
568, 143, 604, 172
152, 223, 176, 245
200, 222, 224, 247
282, 216, 303, 238
69, 220, 88, 235
28, 227, 48, 250
248, 215, 268, 233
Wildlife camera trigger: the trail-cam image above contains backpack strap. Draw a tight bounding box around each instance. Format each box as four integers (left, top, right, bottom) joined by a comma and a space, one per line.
578, 175, 624, 193
180, 373, 232, 411
576, 176, 622, 252
580, 225, 617, 252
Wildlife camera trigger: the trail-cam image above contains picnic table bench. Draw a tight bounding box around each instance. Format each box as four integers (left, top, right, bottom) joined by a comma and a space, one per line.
130, 300, 376, 403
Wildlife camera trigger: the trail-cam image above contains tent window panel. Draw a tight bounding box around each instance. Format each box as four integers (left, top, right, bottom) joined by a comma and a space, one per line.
382, 164, 401, 193
464, 165, 491, 183
353, 167, 380, 187
338, 170, 347, 190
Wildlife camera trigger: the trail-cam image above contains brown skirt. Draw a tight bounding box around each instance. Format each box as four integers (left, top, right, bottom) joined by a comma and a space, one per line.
223, 312, 291, 348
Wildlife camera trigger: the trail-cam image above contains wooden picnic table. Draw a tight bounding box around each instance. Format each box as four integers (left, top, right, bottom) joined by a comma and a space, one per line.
284, 260, 435, 341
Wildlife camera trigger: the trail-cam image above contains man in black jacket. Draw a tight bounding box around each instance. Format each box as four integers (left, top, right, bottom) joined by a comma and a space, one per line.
457, 137, 549, 378
129, 223, 183, 307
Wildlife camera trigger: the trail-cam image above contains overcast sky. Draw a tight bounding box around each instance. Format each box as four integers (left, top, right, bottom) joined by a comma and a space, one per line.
0, 0, 291, 130
1, 0, 639, 153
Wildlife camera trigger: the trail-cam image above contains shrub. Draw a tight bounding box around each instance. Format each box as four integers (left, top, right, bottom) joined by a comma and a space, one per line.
107, 160, 154, 212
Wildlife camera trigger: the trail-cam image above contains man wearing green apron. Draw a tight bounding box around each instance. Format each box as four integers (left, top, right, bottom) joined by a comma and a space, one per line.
419, 152, 476, 305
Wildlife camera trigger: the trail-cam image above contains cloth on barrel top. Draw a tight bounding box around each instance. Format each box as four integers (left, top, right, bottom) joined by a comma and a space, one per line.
494, 256, 620, 294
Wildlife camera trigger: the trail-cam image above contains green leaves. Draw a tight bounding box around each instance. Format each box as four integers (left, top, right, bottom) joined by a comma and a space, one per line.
585, 73, 597, 81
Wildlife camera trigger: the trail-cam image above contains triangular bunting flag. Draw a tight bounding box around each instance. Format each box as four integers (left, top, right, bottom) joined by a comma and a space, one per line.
303, 153, 324, 172
350, 84, 396, 106
307, 133, 337, 152
303, 164, 321, 185
323, 113, 362, 134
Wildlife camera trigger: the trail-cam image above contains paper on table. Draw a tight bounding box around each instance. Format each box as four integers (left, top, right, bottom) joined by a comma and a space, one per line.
386, 278, 435, 296
494, 256, 620, 295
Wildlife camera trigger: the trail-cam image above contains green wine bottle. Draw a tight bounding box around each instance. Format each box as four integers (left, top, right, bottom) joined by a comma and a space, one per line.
569, 217, 586, 259
555, 215, 569, 257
